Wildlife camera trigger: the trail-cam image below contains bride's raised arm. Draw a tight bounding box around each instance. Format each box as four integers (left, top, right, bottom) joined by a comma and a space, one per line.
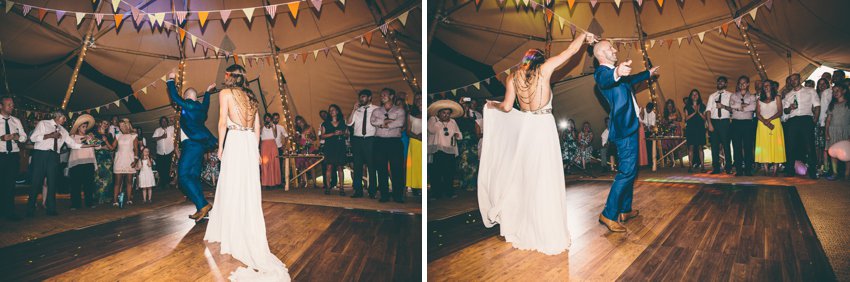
541, 32, 592, 76
217, 89, 230, 159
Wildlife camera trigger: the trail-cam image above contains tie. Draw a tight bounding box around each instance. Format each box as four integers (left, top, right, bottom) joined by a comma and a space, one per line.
54, 125, 60, 152
361, 106, 367, 136
4, 118, 11, 153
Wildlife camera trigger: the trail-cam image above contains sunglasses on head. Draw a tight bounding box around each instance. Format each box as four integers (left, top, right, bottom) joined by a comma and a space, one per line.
443, 127, 449, 136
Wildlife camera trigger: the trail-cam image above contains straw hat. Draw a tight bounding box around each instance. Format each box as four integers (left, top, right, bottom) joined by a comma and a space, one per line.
427, 99, 463, 118
70, 114, 95, 135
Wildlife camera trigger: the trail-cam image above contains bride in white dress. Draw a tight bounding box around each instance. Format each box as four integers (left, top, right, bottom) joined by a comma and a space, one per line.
479, 32, 595, 255
203, 64, 291, 281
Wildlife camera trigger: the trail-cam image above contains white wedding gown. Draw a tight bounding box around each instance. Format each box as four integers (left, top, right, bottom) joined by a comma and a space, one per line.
204, 117, 291, 281
478, 96, 571, 255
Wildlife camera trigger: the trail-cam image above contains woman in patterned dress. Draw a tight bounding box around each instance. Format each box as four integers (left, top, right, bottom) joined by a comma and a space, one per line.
561, 119, 578, 173
294, 115, 318, 188
576, 121, 594, 169
455, 99, 480, 191
661, 99, 683, 167
93, 120, 115, 204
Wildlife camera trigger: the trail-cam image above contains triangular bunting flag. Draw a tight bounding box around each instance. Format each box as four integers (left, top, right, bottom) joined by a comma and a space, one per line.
198, 11, 209, 27
398, 11, 409, 26
765, 0, 773, 11
141, 87, 147, 94
656, 0, 664, 7
264, 5, 276, 20
179, 29, 186, 41
686, 35, 692, 44
123, 96, 129, 102
505, 68, 511, 75
364, 31, 373, 46
175, 11, 187, 25
650, 40, 656, 48
677, 37, 683, 46
132, 7, 144, 26
380, 23, 388, 35
68, 112, 74, 119
664, 39, 673, 48
113, 100, 120, 107
339, 0, 345, 5
484, 78, 490, 84
570, 24, 576, 38
95, 107, 101, 113
301, 52, 307, 63
283, 53, 290, 62
473, 82, 480, 90
636, 0, 643, 6
590, 0, 598, 8
131, 7, 140, 23
154, 13, 165, 26
734, 17, 742, 28
55, 10, 65, 23
190, 35, 197, 48
558, 16, 565, 32
242, 8, 254, 23
614, 0, 622, 8
567, 0, 576, 9
451, 89, 457, 96
21, 5, 30, 16
721, 22, 730, 34
322, 48, 330, 57
287, 2, 299, 20
75, 12, 85, 26
219, 10, 231, 25
113, 14, 124, 25
111, 0, 120, 13
545, 10, 553, 24
147, 13, 156, 27
749, 7, 758, 20
310, 0, 322, 13
336, 42, 345, 54
161, 75, 167, 82
697, 32, 705, 42
313, 50, 319, 59
5, 1, 13, 14
36, 8, 46, 21
214, 46, 220, 55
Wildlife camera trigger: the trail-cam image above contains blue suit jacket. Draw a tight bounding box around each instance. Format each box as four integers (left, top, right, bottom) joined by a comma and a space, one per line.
167, 80, 218, 149
594, 65, 650, 142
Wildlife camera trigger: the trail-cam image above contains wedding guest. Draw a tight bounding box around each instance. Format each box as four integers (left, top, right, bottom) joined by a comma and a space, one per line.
600, 117, 615, 173
755, 80, 786, 176
577, 121, 594, 170
0, 96, 27, 221
372, 88, 406, 203
260, 113, 281, 189
112, 118, 139, 206
407, 93, 423, 196
135, 127, 147, 148
294, 116, 318, 188
272, 112, 288, 180
782, 73, 820, 178
825, 83, 850, 180
108, 116, 121, 137
804, 79, 815, 88
317, 110, 337, 190
561, 119, 578, 173
28, 111, 93, 216
817, 78, 834, 175
661, 99, 683, 167
821, 72, 832, 83
321, 104, 347, 195
640, 102, 656, 167
135, 146, 155, 203
68, 115, 97, 210
427, 100, 462, 200
456, 97, 480, 191
684, 89, 707, 172
151, 116, 175, 188
833, 70, 846, 85
93, 120, 115, 204
706, 76, 734, 174
201, 149, 219, 187
346, 90, 379, 198
730, 75, 757, 176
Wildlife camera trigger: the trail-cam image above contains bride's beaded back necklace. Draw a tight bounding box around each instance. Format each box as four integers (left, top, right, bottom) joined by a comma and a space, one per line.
513, 68, 546, 111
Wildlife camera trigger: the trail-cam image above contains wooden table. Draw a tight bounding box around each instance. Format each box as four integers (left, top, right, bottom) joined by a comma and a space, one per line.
279, 154, 324, 191
648, 136, 686, 171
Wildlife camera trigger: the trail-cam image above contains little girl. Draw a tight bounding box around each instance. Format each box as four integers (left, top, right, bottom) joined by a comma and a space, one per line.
135, 147, 156, 203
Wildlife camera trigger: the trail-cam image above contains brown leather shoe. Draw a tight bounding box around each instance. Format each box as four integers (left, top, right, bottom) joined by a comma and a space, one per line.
618, 210, 640, 222
599, 214, 626, 232
189, 204, 213, 222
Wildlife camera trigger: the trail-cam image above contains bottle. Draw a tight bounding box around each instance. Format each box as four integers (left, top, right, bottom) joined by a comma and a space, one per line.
118, 192, 125, 209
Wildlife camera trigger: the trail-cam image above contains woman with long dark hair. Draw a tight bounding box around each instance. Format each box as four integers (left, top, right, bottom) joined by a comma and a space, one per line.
259, 113, 281, 189
755, 80, 786, 176
825, 83, 850, 180
816, 78, 833, 175
684, 89, 707, 172
320, 104, 347, 195
661, 99, 683, 167
479, 32, 594, 255
294, 115, 318, 188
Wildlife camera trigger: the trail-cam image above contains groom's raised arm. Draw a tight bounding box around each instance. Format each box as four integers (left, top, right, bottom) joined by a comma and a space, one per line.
623, 71, 651, 87
202, 90, 212, 111
166, 80, 188, 108
594, 66, 619, 90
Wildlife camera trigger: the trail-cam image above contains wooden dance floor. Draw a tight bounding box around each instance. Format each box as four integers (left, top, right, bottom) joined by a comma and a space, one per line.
428, 181, 836, 281
0, 201, 421, 281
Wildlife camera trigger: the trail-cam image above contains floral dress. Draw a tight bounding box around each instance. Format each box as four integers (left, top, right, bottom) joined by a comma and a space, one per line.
92, 132, 114, 203
201, 149, 220, 187
561, 129, 578, 164
576, 131, 593, 163
295, 127, 318, 170
455, 116, 479, 190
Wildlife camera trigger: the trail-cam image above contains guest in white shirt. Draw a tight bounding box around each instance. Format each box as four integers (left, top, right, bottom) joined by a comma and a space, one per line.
1, 97, 27, 221
781, 73, 820, 178
151, 117, 175, 188
705, 76, 734, 174
816, 78, 833, 173
427, 100, 463, 199
108, 116, 121, 138
68, 114, 97, 210
640, 102, 656, 167
272, 113, 288, 180
730, 76, 758, 176
27, 111, 93, 216
345, 89, 379, 198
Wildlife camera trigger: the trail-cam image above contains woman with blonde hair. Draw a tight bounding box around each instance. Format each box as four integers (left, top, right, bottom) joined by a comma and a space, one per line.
112, 118, 138, 206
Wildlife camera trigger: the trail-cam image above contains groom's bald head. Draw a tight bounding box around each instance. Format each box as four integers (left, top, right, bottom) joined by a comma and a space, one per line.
593, 40, 618, 65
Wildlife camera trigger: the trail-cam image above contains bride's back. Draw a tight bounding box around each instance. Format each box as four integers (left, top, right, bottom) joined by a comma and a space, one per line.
222, 87, 257, 127
512, 69, 553, 112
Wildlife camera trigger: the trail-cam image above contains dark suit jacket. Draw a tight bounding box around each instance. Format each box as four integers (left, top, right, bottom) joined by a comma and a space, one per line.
594, 65, 650, 142
166, 80, 218, 149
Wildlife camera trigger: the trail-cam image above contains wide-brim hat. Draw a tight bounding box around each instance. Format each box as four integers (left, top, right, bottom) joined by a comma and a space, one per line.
70, 114, 95, 135
427, 99, 463, 118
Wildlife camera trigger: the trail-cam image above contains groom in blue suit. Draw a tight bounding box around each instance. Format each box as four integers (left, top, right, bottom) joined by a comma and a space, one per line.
166, 71, 217, 221
592, 41, 659, 232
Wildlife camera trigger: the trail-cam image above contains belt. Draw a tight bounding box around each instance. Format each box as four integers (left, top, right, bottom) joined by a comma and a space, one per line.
0, 151, 19, 155
227, 125, 254, 131
520, 108, 552, 115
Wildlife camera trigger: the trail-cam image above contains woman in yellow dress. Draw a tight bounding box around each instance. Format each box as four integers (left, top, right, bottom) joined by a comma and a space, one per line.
406, 93, 422, 195
755, 80, 786, 176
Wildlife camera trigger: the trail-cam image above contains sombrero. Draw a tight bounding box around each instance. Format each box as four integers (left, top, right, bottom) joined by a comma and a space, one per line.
427, 99, 463, 118
70, 114, 95, 135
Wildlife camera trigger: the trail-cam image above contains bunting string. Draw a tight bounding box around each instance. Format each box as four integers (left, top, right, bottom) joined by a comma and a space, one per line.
427, 63, 520, 97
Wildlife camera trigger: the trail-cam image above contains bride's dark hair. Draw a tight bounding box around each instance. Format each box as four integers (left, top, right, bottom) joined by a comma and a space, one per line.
223, 64, 252, 93
520, 48, 545, 80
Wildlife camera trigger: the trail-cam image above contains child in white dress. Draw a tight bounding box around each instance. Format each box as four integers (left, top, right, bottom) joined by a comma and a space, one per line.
136, 147, 156, 203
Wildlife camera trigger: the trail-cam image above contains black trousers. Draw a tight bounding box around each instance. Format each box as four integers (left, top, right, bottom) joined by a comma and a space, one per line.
351, 137, 378, 195
69, 163, 95, 208
156, 153, 172, 188
710, 119, 732, 171
0, 152, 19, 217
28, 150, 59, 213
431, 151, 456, 198
731, 119, 756, 172
785, 116, 817, 176
374, 137, 405, 201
